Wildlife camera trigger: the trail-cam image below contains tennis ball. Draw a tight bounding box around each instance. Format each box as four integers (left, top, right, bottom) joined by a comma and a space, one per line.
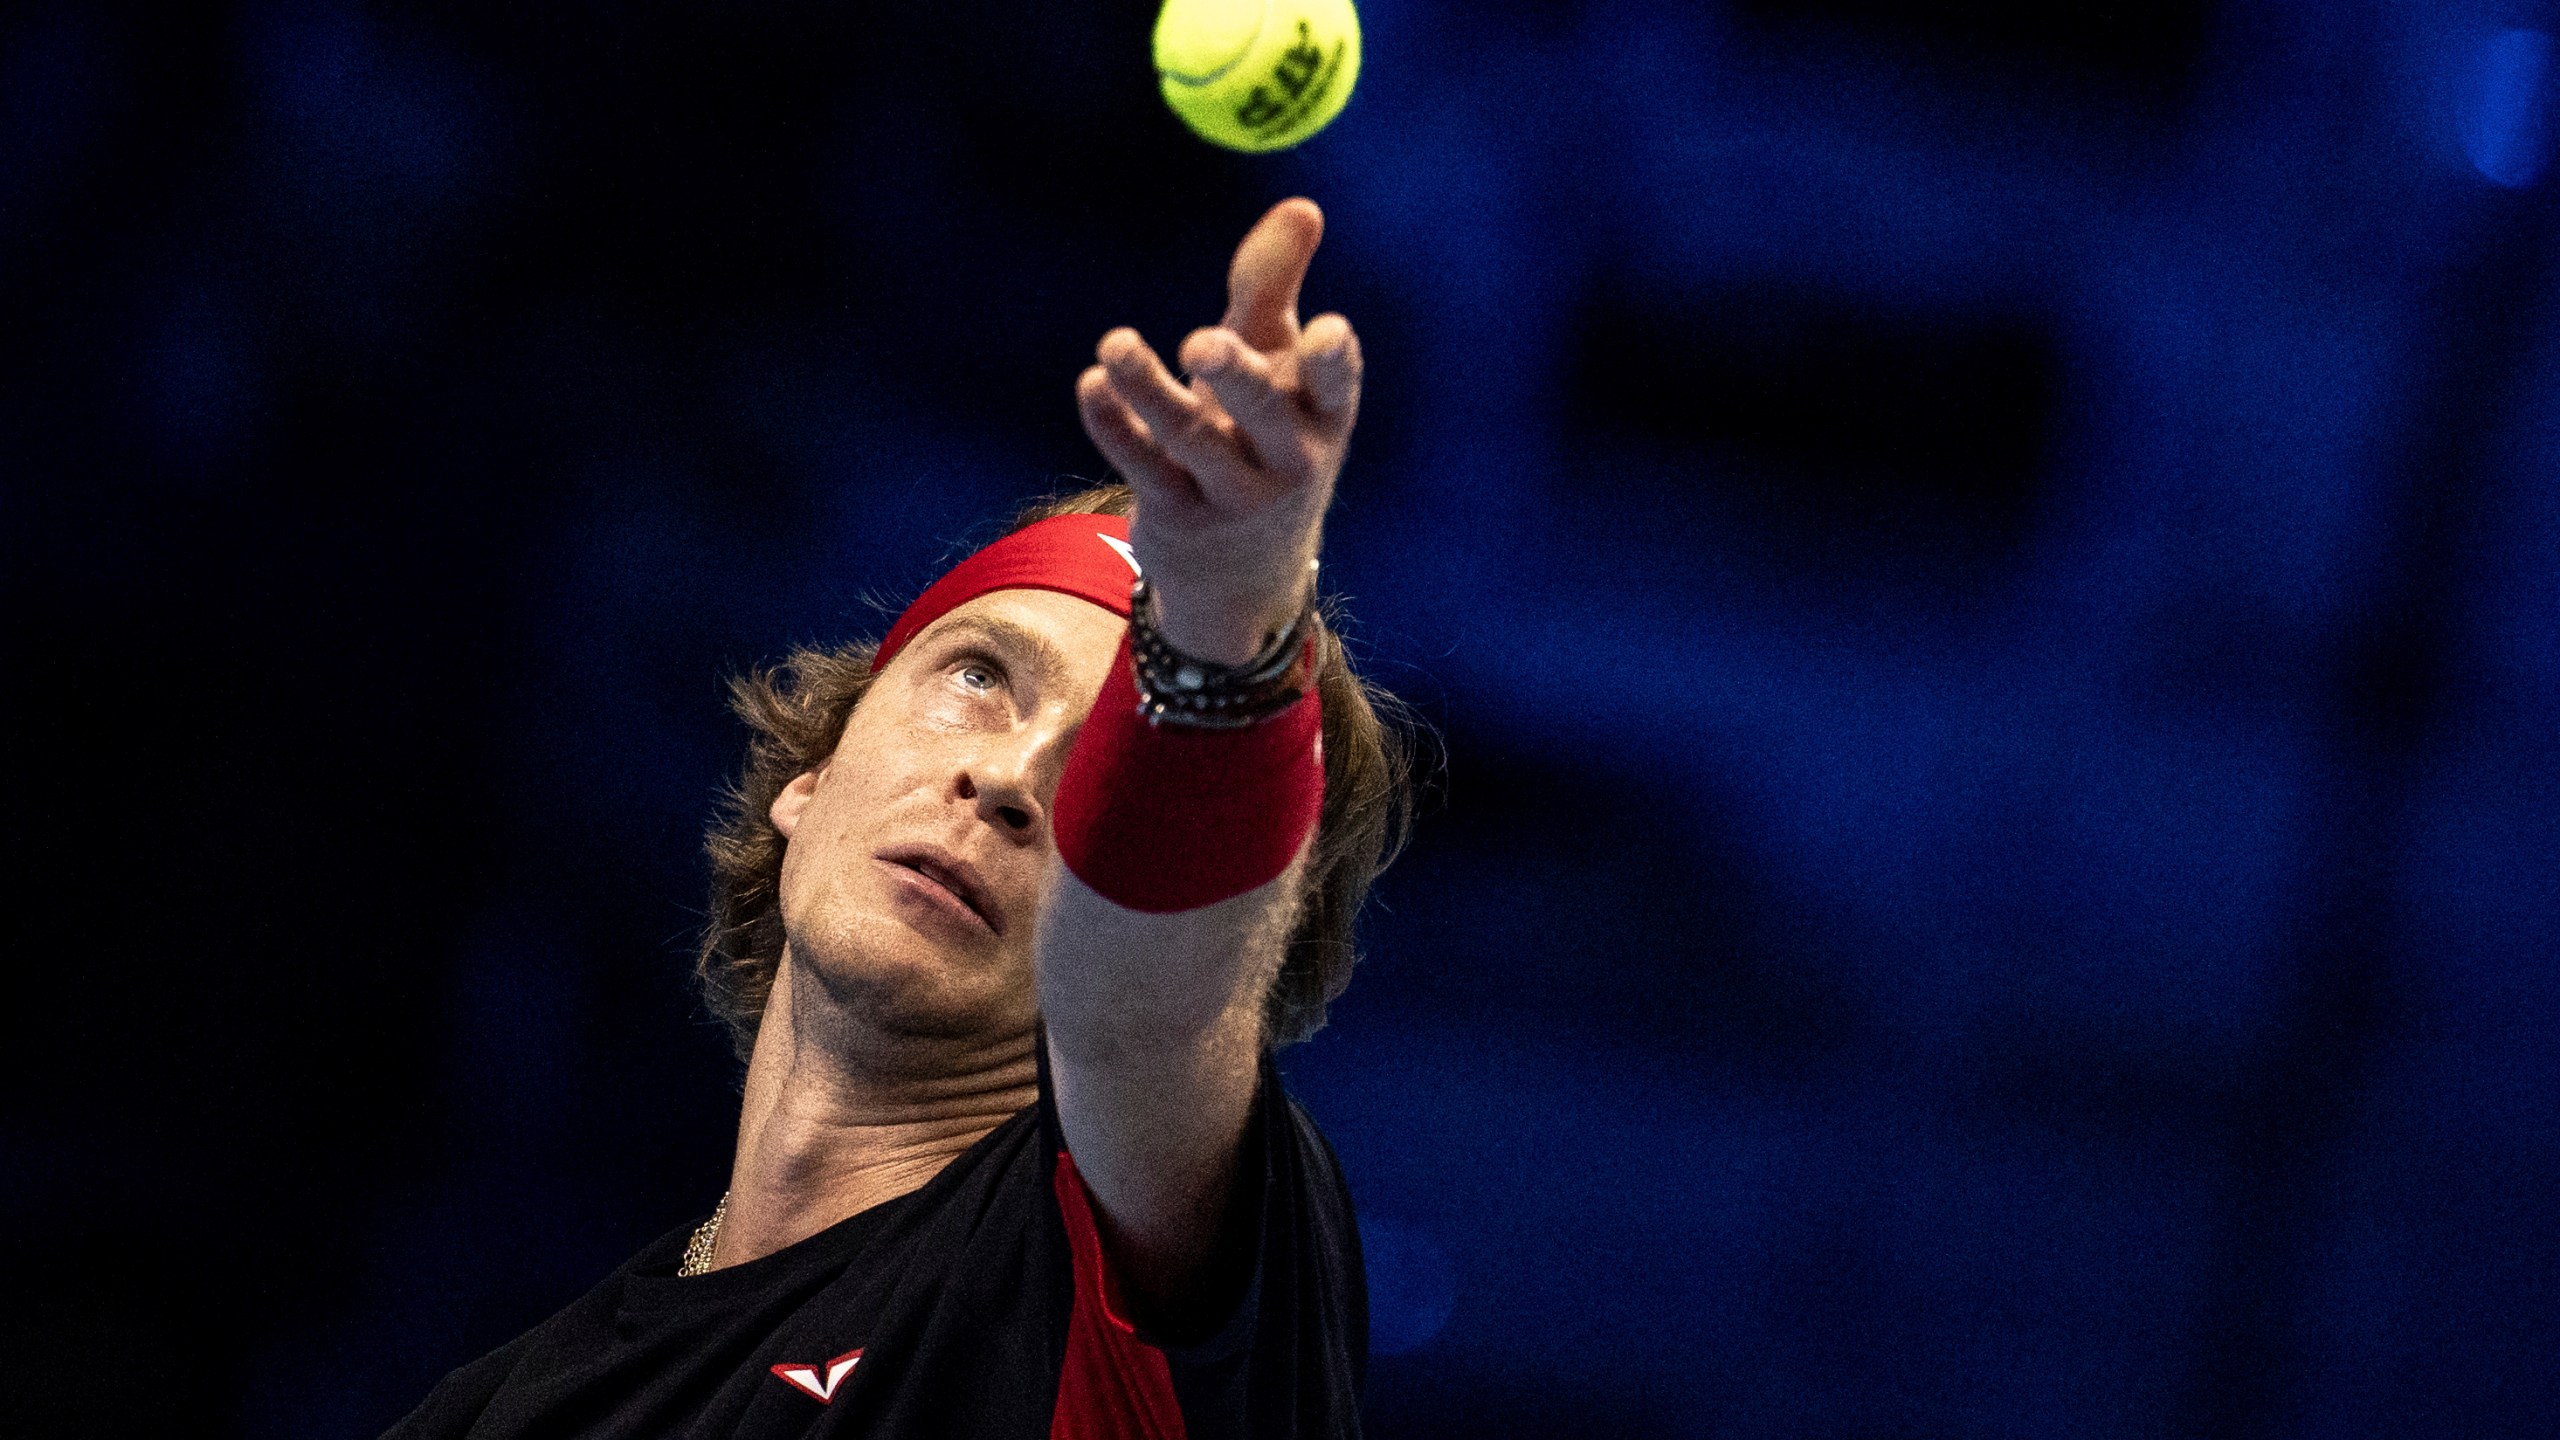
1154, 0, 1362, 153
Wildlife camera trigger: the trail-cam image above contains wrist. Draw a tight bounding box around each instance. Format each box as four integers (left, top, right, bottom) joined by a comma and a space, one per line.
1053, 632, 1327, 914
1127, 578, 1313, 731
1143, 562, 1318, 667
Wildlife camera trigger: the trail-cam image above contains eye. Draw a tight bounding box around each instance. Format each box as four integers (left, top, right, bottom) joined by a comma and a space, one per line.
952, 655, 1005, 693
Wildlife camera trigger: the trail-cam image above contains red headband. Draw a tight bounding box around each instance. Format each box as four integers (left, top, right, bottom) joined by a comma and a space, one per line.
872, 514, 1139, 672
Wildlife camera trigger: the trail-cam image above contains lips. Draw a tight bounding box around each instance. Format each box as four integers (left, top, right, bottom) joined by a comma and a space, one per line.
878, 846, 1000, 934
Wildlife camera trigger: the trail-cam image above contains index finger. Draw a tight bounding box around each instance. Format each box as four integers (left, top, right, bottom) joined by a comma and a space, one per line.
1220, 197, 1324, 355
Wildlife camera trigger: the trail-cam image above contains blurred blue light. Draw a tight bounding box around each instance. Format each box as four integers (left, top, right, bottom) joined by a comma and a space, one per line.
2464, 28, 2554, 189
1359, 1212, 1458, 1356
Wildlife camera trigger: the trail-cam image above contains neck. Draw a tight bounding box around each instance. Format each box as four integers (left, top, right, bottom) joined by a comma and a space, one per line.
708, 951, 1038, 1270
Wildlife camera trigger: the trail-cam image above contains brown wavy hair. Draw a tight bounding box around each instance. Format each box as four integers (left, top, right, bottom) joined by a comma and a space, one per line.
694, 483, 1415, 1061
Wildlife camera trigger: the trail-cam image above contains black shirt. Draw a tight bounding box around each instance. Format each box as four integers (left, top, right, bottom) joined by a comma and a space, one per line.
383, 1051, 1366, 1439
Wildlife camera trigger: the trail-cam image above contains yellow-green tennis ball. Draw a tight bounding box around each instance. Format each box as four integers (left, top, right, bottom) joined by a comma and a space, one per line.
1154, 0, 1361, 153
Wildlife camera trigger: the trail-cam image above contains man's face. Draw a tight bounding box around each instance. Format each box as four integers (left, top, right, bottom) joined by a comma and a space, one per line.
769, 588, 1126, 1046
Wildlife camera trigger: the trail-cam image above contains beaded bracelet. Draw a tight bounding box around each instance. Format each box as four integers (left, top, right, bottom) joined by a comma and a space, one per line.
1126, 576, 1313, 729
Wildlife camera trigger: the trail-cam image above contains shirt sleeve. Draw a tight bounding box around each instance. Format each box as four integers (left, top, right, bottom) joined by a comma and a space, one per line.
1043, 1049, 1368, 1440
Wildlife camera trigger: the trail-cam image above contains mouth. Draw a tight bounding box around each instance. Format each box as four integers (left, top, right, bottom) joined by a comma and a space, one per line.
877, 846, 1001, 935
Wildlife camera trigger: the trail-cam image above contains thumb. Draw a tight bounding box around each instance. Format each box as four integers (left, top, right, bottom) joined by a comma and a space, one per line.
1221, 198, 1323, 354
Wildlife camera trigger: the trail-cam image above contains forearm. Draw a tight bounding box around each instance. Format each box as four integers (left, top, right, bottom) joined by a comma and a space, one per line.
1032, 613, 1322, 1303
1035, 850, 1304, 1056
1033, 855, 1307, 1307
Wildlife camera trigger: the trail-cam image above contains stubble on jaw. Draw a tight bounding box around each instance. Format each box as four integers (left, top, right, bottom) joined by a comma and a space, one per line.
769, 917, 1044, 1095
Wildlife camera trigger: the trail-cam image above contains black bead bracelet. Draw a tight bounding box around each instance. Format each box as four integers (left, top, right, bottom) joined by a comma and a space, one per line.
1126, 577, 1312, 730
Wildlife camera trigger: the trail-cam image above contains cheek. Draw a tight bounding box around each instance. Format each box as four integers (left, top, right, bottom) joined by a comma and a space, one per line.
777, 769, 875, 903
790, 770, 880, 871
780, 725, 936, 891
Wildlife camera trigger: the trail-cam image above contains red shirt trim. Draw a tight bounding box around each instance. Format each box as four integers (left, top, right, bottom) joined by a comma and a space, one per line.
1050, 1149, 1187, 1440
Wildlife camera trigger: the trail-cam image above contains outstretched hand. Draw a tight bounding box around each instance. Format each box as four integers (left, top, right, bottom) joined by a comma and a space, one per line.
1076, 197, 1362, 666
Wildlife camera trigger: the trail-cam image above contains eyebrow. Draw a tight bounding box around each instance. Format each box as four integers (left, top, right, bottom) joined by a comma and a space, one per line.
915, 613, 1077, 693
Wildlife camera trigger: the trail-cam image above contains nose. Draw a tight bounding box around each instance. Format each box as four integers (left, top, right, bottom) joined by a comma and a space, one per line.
956, 769, 1038, 836
955, 719, 1071, 842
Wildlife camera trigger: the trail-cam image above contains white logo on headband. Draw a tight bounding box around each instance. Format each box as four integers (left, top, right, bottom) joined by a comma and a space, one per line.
1097, 533, 1141, 576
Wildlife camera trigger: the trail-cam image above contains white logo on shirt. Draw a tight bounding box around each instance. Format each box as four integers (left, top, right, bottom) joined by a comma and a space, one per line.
769, 1347, 862, 1404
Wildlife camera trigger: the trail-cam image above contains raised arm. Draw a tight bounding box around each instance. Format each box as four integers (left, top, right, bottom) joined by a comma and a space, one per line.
1040, 197, 1362, 1320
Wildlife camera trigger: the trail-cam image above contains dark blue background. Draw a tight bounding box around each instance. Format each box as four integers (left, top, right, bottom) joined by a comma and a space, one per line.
6, 2, 2555, 1435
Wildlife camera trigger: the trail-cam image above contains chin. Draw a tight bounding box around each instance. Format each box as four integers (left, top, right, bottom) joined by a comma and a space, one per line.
786, 911, 1034, 1044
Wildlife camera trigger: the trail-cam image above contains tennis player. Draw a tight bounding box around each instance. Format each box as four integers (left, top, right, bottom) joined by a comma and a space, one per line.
388, 197, 1411, 1439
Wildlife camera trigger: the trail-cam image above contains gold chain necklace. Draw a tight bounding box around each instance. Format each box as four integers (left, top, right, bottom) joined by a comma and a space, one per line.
677, 1192, 728, 1277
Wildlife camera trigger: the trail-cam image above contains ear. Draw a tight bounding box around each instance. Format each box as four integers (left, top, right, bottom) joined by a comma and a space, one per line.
770, 766, 824, 838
